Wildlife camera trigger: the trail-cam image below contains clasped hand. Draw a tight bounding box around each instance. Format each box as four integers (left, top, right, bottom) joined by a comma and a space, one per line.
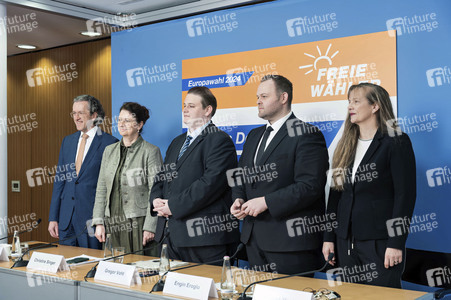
230, 197, 268, 219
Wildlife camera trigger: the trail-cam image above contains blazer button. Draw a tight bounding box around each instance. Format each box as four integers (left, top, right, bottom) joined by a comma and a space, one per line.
75, 181, 79, 184
72, 197, 74, 200
124, 201, 128, 204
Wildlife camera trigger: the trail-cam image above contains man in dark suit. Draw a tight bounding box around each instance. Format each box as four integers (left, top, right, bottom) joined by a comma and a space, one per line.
230, 75, 329, 275
49, 95, 118, 249
151, 86, 239, 264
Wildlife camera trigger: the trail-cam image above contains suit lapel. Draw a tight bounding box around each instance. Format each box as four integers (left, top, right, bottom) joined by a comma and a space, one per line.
78, 132, 101, 177
69, 132, 80, 164
248, 126, 266, 165
354, 130, 383, 176
258, 123, 288, 165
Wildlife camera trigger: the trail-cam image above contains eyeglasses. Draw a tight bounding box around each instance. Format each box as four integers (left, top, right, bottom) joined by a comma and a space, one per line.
70, 111, 89, 118
117, 118, 136, 124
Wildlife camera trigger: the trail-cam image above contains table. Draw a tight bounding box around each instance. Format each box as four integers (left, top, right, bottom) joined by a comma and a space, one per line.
0, 243, 427, 299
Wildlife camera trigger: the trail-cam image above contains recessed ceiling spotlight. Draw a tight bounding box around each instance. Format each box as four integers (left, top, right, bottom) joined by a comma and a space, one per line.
16, 44, 37, 50
80, 31, 102, 37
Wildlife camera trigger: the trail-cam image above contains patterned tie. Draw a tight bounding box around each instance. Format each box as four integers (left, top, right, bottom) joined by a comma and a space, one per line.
255, 126, 273, 165
75, 133, 89, 175
177, 135, 193, 161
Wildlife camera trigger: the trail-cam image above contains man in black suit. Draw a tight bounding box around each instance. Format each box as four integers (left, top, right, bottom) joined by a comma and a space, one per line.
151, 86, 239, 264
230, 75, 329, 275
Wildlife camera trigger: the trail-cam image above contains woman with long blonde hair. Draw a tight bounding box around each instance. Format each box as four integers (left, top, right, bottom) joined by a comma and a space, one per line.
322, 83, 416, 288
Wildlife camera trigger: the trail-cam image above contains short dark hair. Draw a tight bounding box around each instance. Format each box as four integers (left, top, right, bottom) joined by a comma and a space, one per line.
187, 86, 217, 117
120, 102, 150, 133
73, 95, 105, 125
261, 75, 293, 105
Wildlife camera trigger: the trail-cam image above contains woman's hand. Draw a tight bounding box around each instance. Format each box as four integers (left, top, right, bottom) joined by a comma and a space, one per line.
95, 224, 106, 243
143, 231, 155, 246
322, 242, 336, 266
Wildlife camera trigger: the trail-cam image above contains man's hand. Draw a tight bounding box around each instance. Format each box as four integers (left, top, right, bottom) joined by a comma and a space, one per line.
95, 224, 106, 243
384, 247, 403, 268
231, 198, 247, 219
143, 231, 155, 246
241, 196, 268, 217
322, 242, 336, 266
48, 221, 59, 238
153, 199, 172, 218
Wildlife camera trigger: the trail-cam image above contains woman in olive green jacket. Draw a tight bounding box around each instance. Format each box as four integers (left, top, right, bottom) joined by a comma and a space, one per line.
92, 102, 163, 254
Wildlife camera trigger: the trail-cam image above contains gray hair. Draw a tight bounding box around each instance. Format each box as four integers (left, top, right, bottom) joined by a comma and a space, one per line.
73, 95, 105, 125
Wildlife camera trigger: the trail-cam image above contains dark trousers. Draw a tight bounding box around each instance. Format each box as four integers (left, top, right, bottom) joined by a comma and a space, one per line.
245, 234, 322, 276
162, 228, 233, 266
336, 237, 405, 288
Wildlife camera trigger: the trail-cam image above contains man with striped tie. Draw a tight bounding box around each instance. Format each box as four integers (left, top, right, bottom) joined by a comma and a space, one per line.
150, 86, 239, 264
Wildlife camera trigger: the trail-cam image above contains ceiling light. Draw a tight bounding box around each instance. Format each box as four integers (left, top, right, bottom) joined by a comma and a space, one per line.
80, 31, 102, 37
16, 44, 37, 50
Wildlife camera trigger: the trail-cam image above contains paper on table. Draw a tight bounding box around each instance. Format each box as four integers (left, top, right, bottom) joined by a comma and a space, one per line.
132, 259, 189, 270
65, 254, 102, 266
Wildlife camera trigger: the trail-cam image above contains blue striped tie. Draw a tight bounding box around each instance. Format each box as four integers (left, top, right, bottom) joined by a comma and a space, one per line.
178, 135, 193, 161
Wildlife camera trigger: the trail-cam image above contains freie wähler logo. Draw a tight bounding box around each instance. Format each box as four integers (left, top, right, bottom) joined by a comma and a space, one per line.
126, 63, 178, 87
26, 63, 78, 87
286, 13, 338, 37
426, 167, 451, 188
298, 44, 380, 98
186, 13, 238, 37
386, 13, 438, 36
426, 67, 451, 87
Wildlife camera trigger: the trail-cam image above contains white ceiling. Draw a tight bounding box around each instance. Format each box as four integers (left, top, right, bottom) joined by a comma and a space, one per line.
2, 0, 265, 56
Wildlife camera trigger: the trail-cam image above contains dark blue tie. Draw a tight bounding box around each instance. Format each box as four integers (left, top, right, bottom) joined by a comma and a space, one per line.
178, 135, 193, 161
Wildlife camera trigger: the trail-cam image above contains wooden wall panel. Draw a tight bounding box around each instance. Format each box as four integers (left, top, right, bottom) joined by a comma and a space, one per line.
7, 39, 112, 243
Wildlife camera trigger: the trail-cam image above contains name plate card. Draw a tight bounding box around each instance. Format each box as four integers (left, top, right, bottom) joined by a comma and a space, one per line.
253, 284, 313, 300
27, 252, 69, 273
163, 272, 218, 300
94, 261, 141, 286
0, 246, 8, 261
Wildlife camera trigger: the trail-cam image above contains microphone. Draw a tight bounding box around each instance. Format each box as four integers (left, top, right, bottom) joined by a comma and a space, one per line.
151, 243, 245, 293
11, 224, 87, 268
0, 218, 42, 240
84, 231, 170, 280
237, 252, 335, 300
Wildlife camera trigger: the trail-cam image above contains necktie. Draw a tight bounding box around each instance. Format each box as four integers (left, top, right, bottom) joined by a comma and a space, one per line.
255, 126, 273, 165
178, 135, 193, 161
75, 133, 89, 175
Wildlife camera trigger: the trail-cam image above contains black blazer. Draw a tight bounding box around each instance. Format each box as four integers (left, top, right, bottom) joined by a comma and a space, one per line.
150, 123, 240, 247
233, 114, 329, 252
324, 130, 416, 250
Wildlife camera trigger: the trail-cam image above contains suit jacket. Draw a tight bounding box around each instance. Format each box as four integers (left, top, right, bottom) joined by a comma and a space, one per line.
150, 123, 240, 248
324, 130, 416, 250
233, 114, 329, 252
49, 129, 118, 236
92, 136, 163, 232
